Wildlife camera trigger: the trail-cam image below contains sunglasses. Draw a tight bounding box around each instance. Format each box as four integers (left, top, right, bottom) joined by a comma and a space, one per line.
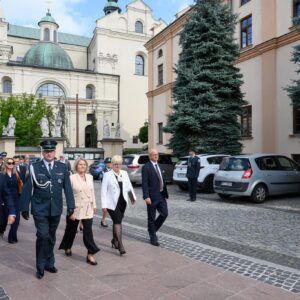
7, 162, 14, 165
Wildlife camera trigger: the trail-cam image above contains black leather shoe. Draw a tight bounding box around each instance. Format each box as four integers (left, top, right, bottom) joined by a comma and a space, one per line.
186, 198, 191, 201
150, 240, 160, 247
45, 266, 58, 273
100, 221, 108, 228
191, 199, 196, 202
36, 270, 44, 279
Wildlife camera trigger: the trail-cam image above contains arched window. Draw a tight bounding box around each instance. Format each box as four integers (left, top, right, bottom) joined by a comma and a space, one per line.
36, 83, 65, 97
2, 78, 12, 93
135, 21, 143, 33
86, 85, 95, 99
54, 30, 57, 43
158, 49, 163, 58
44, 28, 50, 41
135, 55, 144, 75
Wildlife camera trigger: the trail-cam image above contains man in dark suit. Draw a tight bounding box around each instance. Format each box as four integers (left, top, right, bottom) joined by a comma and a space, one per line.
0, 173, 15, 237
186, 149, 201, 202
20, 140, 75, 279
13, 155, 28, 183
142, 149, 168, 246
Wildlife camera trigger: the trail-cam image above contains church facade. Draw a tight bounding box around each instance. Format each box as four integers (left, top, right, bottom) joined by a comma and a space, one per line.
0, 0, 166, 152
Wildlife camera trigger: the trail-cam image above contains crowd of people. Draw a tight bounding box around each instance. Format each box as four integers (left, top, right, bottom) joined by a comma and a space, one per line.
0, 140, 171, 280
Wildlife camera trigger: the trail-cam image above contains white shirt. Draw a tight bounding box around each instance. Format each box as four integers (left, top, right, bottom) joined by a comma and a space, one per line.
43, 159, 54, 172
150, 161, 163, 180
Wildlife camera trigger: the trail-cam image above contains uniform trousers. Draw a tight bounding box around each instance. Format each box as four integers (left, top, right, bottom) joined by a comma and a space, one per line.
33, 215, 61, 273
188, 177, 198, 201
59, 217, 99, 255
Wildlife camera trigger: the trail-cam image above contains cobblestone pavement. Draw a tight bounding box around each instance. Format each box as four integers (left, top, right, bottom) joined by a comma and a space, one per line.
94, 181, 300, 287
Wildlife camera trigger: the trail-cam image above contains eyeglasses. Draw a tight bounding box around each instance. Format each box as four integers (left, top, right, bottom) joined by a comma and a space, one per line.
7, 162, 14, 165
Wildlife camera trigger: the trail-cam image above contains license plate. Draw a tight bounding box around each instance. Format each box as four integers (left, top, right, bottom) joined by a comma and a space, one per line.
178, 173, 186, 178
221, 182, 232, 187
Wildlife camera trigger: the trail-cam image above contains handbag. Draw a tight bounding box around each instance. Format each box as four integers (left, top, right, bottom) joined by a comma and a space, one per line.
128, 190, 136, 204
16, 172, 23, 194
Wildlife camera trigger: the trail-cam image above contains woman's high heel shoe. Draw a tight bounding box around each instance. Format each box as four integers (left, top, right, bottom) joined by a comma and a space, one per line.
119, 248, 126, 256
111, 239, 119, 249
86, 255, 97, 266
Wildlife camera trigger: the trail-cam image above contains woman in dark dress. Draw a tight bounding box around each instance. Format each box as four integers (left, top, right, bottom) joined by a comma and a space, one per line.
1, 157, 21, 243
101, 155, 136, 255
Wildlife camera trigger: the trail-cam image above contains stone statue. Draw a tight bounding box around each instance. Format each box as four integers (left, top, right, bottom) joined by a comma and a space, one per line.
2, 125, 7, 136
103, 120, 110, 138
54, 112, 62, 137
115, 122, 120, 138
7, 114, 16, 136
39, 115, 49, 137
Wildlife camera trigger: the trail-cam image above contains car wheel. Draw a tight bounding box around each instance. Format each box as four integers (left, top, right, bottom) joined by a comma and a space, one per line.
203, 175, 214, 193
251, 184, 267, 203
178, 184, 188, 191
217, 193, 231, 199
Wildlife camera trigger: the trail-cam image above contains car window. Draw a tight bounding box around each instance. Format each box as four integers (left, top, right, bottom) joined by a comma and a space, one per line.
255, 156, 280, 171
220, 157, 251, 171
207, 156, 227, 165
138, 155, 149, 164
176, 157, 188, 166
123, 157, 134, 165
159, 155, 172, 165
277, 156, 297, 171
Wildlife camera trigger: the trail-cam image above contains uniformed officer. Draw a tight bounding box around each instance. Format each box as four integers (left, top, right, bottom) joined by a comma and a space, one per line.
20, 140, 75, 279
186, 149, 201, 202
100, 157, 112, 227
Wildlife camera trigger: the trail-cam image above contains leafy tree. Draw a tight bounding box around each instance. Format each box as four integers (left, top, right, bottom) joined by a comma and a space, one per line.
138, 124, 148, 144
165, 0, 247, 156
0, 94, 53, 146
285, 45, 300, 106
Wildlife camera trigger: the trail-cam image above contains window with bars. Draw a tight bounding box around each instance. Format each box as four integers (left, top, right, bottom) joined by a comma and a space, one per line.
86, 85, 95, 99
241, 106, 252, 137
158, 49, 163, 58
36, 83, 65, 97
3, 78, 12, 93
135, 55, 144, 76
135, 21, 143, 33
158, 64, 163, 86
241, 0, 251, 6
158, 122, 163, 144
132, 136, 139, 144
293, 106, 300, 134
241, 15, 252, 49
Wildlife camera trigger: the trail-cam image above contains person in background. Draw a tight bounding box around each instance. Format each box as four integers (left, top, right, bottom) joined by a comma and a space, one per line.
20, 140, 75, 279
142, 149, 169, 247
186, 149, 201, 202
1, 157, 21, 243
100, 157, 112, 228
13, 155, 27, 183
59, 158, 100, 265
0, 152, 7, 169
101, 155, 136, 255
59, 154, 72, 175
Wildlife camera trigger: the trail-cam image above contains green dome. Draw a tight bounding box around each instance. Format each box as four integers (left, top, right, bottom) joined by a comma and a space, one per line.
104, 0, 121, 14
38, 11, 58, 27
23, 42, 74, 70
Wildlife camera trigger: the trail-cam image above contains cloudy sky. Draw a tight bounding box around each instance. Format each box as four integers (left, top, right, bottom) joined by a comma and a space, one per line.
2, 0, 194, 36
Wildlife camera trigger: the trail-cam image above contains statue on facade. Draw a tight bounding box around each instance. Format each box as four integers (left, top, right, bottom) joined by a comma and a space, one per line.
103, 120, 110, 138
115, 122, 120, 138
39, 115, 49, 137
2, 125, 7, 136
7, 114, 16, 136
54, 112, 62, 137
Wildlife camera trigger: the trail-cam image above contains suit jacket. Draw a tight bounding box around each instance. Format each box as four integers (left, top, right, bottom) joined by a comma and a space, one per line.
142, 161, 169, 202
20, 160, 75, 217
0, 173, 15, 215
186, 156, 201, 178
101, 170, 136, 210
70, 173, 96, 220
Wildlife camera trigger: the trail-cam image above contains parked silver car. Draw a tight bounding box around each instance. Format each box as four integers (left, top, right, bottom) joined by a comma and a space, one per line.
122, 153, 174, 185
214, 154, 300, 203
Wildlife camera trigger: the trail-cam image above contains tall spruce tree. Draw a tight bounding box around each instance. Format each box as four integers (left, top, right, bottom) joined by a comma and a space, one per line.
285, 45, 300, 106
165, 0, 247, 156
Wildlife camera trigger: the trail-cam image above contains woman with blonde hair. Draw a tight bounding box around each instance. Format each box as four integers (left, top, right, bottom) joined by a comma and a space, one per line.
101, 155, 136, 255
1, 157, 21, 243
59, 158, 100, 265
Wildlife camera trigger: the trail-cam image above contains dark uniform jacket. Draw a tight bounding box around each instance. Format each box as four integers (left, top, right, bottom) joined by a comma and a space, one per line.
0, 173, 15, 215
186, 156, 201, 179
20, 160, 75, 216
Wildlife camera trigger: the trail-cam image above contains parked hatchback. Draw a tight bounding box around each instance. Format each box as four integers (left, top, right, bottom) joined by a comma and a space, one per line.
214, 154, 300, 203
89, 159, 105, 180
173, 154, 229, 193
122, 153, 174, 185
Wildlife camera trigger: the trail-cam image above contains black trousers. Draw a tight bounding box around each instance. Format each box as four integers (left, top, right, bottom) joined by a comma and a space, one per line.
147, 197, 168, 242
0, 204, 8, 234
59, 217, 100, 255
33, 215, 61, 273
188, 177, 198, 200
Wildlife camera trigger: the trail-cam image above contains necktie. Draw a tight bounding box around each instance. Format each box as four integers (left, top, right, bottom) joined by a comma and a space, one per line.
48, 163, 52, 173
155, 164, 163, 192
